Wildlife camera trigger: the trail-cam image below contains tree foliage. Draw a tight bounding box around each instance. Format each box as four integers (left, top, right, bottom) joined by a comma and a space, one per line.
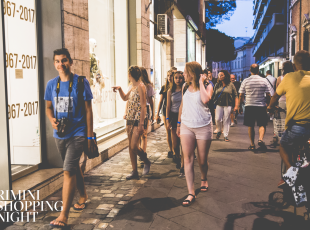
205, 29, 236, 62
205, 1, 237, 29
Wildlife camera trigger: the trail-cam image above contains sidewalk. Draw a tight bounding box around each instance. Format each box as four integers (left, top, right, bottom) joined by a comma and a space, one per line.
5, 115, 310, 230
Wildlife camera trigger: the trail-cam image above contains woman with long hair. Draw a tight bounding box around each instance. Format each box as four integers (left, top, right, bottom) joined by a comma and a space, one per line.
155, 70, 174, 157
212, 70, 238, 142
166, 71, 184, 171
177, 62, 213, 207
112, 66, 151, 179
139, 67, 155, 155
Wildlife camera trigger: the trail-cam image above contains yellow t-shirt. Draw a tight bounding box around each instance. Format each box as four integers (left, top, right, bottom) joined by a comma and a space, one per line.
276, 70, 310, 129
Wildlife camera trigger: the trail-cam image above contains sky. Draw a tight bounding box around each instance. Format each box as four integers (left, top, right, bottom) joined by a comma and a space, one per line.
214, 0, 255, 38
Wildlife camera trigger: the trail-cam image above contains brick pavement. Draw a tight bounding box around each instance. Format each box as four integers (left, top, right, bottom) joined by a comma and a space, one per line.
4, 116, 310, 229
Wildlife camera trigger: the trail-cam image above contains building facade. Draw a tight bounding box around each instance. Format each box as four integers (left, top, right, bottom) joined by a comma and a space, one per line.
289, 0, 310, 59
230, 38, 256, 81
0, 0, 207, 205
252, 0, 290, 78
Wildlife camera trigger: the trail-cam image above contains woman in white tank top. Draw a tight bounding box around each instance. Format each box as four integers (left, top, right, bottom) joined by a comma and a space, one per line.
176, 62, 213, 207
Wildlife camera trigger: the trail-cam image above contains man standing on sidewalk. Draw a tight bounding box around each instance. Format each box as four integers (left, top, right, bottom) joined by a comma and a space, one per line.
44, 48, 95, 228
238, 64, 272, 152
230, 74, 241, 126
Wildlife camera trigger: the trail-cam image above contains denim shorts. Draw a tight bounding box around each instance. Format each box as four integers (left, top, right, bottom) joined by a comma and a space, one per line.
280, 124, 310, 148
55, 136, 86, 173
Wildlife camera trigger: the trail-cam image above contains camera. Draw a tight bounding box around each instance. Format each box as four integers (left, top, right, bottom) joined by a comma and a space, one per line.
57, 117, 69, 137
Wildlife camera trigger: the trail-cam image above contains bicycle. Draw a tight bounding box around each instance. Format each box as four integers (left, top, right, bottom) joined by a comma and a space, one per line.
268, 107, 310, 218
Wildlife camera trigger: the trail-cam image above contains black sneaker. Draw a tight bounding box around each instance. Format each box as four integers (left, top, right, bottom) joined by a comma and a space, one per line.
168, 151, 173, 158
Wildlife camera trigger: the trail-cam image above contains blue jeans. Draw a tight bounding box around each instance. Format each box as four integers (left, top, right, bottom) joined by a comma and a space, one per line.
280, 125, 310, 148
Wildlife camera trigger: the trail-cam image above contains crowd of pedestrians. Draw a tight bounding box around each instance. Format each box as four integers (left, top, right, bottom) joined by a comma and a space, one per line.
44, 46, 310, 228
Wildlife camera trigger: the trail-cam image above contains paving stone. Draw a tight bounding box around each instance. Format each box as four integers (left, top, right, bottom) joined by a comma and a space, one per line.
72, 224, 94, 230
96, 204, 114, 210
95, 223, 109, 229
82, 218, 100, 225
94, 210, 110, 215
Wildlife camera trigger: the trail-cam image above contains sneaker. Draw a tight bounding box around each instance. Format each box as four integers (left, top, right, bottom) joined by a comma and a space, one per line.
230, 123, 234, 127
168, 151, 173, 158
126, 171, 139, 180
142, 162, 151, 175
213, 129, 219, 134
234, 118, 238, 124
277, 179, 286, 188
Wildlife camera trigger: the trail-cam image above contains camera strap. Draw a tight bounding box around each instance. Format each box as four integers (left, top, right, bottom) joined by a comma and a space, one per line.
56, 74, 73, 121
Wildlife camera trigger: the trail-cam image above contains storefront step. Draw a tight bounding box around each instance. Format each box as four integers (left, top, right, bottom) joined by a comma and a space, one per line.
11, 122, 163, 206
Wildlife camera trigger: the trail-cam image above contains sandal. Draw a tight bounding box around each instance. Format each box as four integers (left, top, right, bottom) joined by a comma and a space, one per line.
224, 137, 230, 142
50, 220, 67, 229
216, 132, 221, 139
73, 202, 87, 210
182, 194, 196, 207
200, 179, 208, 192
248, 145, 255, 151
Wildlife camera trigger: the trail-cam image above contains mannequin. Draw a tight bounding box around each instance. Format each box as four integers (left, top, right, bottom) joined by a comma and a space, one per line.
89, 38, 105, 126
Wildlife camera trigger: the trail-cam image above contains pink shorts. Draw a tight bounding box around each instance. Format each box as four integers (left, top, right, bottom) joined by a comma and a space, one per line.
180, 123, 213, 140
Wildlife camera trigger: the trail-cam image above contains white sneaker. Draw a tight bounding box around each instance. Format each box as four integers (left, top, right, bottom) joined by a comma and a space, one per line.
230, 123, 234, 127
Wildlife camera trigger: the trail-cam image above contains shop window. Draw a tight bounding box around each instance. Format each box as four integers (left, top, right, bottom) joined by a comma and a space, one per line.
4, 0, 41, 169
88, 0, 128, 137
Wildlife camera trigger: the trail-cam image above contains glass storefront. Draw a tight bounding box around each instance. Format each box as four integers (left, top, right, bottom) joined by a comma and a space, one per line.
4, 0, 41, 174
187, 23, 196, 62
88, 0, 127, 137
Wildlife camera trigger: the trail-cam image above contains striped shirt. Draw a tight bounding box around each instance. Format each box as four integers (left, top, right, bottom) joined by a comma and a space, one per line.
239, 75, 272, 107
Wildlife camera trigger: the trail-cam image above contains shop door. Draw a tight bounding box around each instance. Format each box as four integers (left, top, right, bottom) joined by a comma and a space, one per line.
4, 0, 41, 165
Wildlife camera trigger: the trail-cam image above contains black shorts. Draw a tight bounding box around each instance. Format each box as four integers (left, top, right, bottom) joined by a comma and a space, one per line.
244, 106, 268, 127
169, 112, 179, 129
126, 119, 148, 129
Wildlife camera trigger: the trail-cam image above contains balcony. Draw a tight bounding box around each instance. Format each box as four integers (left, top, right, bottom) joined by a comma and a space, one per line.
253, 0, 268, 29
253, 0, 278, 43
252, 13, 285, 56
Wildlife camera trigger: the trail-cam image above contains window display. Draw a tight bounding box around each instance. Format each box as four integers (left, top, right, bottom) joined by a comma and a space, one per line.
88, 0, 127, 137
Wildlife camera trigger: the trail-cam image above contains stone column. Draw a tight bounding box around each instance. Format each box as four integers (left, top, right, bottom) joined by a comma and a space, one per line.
62, 0, 90, 79
136, 0, 151, 74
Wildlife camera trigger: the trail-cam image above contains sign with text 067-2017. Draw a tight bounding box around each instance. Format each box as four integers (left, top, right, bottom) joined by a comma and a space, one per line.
4, 0, 40, 165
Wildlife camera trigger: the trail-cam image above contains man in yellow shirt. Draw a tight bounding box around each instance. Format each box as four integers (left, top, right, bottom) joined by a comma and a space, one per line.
268, 50, 310, 175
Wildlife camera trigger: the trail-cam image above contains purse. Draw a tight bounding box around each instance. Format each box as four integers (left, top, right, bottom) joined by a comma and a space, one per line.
78, 76, 100, 159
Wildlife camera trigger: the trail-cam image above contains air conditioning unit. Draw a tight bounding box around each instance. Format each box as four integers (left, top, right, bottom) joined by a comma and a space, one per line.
157, 14, 173, 40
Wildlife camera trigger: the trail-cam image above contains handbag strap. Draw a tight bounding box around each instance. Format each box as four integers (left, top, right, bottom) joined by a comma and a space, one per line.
214, 86, 225, 103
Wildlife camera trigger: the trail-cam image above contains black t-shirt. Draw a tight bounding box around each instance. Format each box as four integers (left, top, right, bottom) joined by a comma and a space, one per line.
233, 81, 241, 94
159, 85, 168, 115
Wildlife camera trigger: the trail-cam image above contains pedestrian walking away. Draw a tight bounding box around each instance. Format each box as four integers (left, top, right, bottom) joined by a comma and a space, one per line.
177, 61, 213, 207
212, 70, 238, 142
230, 74, 241, 126
268, 51, 310, 187
238, 64, 272, 152
156, 70, 174, 158
166, 71, 185, 173
112, 66, 151, 180
44, 48, 96, 228
139, 67, 155, 159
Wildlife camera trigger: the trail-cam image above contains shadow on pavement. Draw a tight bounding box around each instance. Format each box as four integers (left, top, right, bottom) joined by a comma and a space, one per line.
117, 196, 184, 223
213, 148, 279, 153
224, 198, 310, 230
